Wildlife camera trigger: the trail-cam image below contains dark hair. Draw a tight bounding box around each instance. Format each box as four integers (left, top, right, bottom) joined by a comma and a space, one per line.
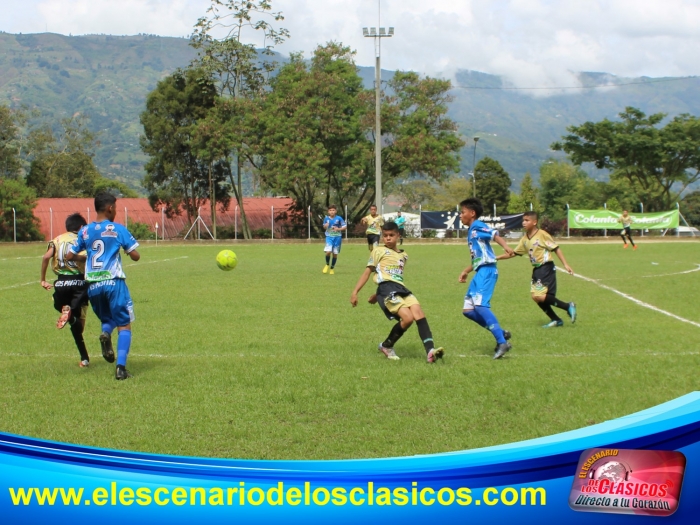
459, 198, 483, 219
369, 204, 377, 209
382, 221, 399, 232
94, 192, 117, 213
328, 204, 337, 210
523, 211, 539, 220
65, 213, 87, 232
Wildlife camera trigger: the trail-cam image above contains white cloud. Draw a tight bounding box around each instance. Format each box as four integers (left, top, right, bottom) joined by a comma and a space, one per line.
2, 0, 700, 89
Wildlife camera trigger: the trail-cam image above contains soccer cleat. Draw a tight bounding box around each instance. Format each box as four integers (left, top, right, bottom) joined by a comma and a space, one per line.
99, 331, 115, 363
568, 302, 577, 323
79, 359, 89, 368
115, 365, 132, 380
493, 342, 512, 360
633, 245, 637, 250
323, 265, 329, 273
494, 330, 512, 352
378, 343, 400, 361
427, 347, 444, 363
543, 320, 564, 328
329, 268, 335, 275
57, 305, 71, 329
623, 244, 628, 249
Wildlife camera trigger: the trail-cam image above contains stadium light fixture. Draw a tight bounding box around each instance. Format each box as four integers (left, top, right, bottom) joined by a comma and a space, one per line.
363, 0, 394, 210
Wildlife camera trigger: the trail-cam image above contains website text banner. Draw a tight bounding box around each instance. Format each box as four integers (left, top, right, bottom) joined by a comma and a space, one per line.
2, 393, 700, 524
420, 212, 524, 231
568, 210, 679, 230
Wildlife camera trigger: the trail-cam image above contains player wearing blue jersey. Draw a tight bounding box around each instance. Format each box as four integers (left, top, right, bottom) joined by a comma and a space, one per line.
67, 193, 141, 380
458, 198, 515, 359
322, 205, 347, 275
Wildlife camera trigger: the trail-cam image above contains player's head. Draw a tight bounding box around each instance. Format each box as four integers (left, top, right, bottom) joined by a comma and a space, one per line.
369, 204, 378, 215
622, 209, 628, 215
459, 198, 483, 224
397, 211, 402, 216
522, 211, 539, 230
381, 221, 400, 246
328, 205, 337, 217
95, 192, 117, 221
65, 213, 87, 233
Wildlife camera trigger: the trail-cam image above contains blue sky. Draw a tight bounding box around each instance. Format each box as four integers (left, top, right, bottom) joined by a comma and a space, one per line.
3, 0, 700, 88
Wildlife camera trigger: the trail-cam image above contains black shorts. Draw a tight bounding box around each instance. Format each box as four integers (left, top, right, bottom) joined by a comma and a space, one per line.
376, 282, 414, 321
367, 234, 380, 246
52, 274, 89, 314
531, 262, 557, 297
621, 226, 632, 236
398, 228, 405, 237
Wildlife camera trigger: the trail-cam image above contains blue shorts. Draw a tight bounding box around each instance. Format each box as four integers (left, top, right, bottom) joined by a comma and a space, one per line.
87, 279, 135, 327
324, 236, 342, 254
464, 264, 498, 309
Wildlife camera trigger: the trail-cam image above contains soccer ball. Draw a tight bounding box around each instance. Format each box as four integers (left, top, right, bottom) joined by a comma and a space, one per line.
216, 250, 238, 271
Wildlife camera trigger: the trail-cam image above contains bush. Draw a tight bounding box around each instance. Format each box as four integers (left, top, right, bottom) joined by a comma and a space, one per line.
251, 228, 271, 239
539, 218, 566, 237
128, 221, 155, 240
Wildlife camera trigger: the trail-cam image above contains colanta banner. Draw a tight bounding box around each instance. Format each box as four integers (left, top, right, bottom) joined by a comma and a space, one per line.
421, 212, 524, 231
568, 210, 679, 230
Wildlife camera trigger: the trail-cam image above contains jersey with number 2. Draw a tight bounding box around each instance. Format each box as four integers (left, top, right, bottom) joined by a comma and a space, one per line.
71, 221, 139, 282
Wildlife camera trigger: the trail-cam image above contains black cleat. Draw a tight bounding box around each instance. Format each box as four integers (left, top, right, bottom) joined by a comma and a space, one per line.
493, 342, 512, 360
115, 365, 132, 380
99, 332, 115, 363
494, 330, 512, 352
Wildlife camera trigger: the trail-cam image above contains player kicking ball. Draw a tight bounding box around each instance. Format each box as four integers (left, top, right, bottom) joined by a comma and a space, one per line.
497, 211, 577, 328
350, 222, 444, 363
322, 205, 346, 275
67, 193, 141, 380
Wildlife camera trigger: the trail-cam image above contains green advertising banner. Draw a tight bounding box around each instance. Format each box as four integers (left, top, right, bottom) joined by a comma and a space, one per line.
568, 209, 679, 229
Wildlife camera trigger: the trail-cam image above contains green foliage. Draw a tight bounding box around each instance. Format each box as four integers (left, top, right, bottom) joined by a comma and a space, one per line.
680, 190, 700, 226
393, 179, 439, 212
0, 105, 24, 178
127, 221, 155, 240
552, 107, 700, 211
474, 156, 511, 211
507, 172, 541, 214
0, 177, 42, 241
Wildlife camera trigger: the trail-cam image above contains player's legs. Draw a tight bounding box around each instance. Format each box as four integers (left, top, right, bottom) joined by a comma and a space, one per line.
88, 285, 117, 363
399, 228, 405, 245
406, 302, 443, 361
330, 237, 341, 272
625, 227, 636, 248
323, 239, 332, 273
107, 280, 135, 379
620, 229, 628, 246
464, 267, 510, 356
54, 281, 90, 363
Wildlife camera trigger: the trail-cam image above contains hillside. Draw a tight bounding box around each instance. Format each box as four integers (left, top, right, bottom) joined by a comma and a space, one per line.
2, 32, 700, 192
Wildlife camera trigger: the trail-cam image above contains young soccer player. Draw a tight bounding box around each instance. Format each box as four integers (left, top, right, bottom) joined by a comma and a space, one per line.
40, 213, 91, 367
497, 211, 577, 328
361, 204, 384, 251
618, 210, 636, 249
395, 211, 406, 245
322, 205, 347, 275
458, 198, 515, 359
350, 222, 444, 363
66, 193, 141, 380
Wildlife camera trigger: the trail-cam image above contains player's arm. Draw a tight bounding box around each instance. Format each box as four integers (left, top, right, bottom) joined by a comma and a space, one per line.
458, 264, 474, 283
554, 247, 573, 275
64, 250, 86, 262
350, 267, 373, 307
127, 249, 141, 262
496, 252, 516, 261
40, 244, 55, 290
493, 233, 515, 256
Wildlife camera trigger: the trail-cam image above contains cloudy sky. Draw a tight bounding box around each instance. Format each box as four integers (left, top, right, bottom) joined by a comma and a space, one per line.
3, 0, 700, 88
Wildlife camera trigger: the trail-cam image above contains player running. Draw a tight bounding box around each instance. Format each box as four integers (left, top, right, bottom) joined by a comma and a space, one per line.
618, 210, 637, 249
362, 204, 384, 251
322, 205, 347, 275
67, 193, 140, 380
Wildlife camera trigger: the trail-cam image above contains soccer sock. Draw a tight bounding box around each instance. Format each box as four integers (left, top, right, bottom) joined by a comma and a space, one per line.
538, 302, 561, 322
463, 309, 487, 328
325, 254, 330, 265
70, 319, 89, 361
102, 320, 117, 335
116, 330, 131, 367
416, 318, 435, 353
544, 294, 570, 311
382, 322, 406, 348
628, 236, 635, 247
331, 256, 337, 268
474, 306, 506, 344
621, 235, 627, 244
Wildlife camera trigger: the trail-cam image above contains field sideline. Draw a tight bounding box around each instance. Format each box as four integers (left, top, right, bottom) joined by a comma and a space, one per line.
1, 240, 699, 460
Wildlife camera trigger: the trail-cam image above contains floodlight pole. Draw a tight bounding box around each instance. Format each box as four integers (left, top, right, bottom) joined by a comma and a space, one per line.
472, 137, 479, 197
363, 2, 394, 210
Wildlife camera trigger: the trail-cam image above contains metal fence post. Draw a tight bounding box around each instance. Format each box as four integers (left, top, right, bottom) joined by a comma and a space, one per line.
271, 206, 274, 240
50, 208, 53, 240
640, 202, 644, 237
235, 205, 238, 240
566, 203, 570, 238
12, 208, 16, 243
345, 204, 348, 239
308, 206, 311, 240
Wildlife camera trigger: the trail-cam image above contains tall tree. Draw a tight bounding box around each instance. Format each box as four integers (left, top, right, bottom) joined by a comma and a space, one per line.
190, 0, 289, 238
473, 156, 511, 212
140, 68, 228, 226
552, 107, 700, 211
508, 172, 541, 213
0, 178, 42, 241
0, 105, 24, 179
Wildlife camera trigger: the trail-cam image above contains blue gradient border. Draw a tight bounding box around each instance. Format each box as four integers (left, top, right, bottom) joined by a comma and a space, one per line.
2, 392, 700, 523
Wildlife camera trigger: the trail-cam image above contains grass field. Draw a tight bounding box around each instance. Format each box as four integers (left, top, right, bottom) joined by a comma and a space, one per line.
1, 239, 699, 460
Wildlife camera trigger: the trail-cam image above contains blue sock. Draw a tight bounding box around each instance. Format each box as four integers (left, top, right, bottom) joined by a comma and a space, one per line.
475, 306, 506, 344
102, 320, 117, 334
116, 330, 132, 367
463, 309, 487, 328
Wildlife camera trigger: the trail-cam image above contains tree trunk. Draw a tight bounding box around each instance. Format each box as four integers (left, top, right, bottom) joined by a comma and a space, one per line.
229, 155, 251, 239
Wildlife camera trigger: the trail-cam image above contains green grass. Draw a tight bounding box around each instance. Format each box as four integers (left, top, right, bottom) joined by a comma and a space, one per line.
1, 240, 699, 460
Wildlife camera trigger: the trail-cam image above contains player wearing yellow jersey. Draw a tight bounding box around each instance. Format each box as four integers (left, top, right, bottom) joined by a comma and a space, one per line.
617, 210, 636, 249
498, 211, 577, 328
361, 204, 385, 251
39, 213, 91, 367
350, 222, 444, 363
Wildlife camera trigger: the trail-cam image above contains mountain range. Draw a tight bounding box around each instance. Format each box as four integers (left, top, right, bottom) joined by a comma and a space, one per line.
2, 32, 699, 193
